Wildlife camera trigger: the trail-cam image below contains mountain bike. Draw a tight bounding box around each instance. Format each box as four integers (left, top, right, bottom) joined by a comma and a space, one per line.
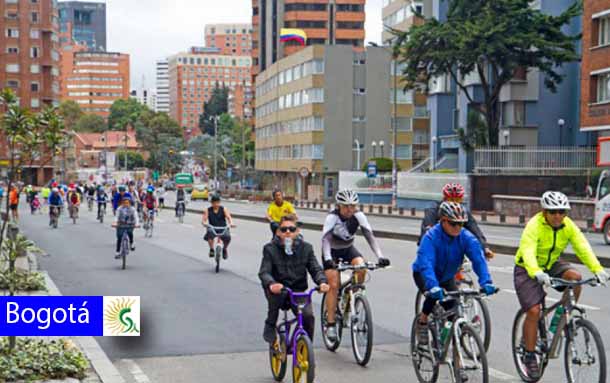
511, 277, 606, 383
144, 209, 155, 238
49, 205, 61, 229
414, 260, 491, 352
321, 262, 385, 366
112, 224, 137, 270
97, 203, 106, 223
269, 287, 319, 383
411, 288, 495, 383
205, 225, 230, 273
176, 200, 185, 223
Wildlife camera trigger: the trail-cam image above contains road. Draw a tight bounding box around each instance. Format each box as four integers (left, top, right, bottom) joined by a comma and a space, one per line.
17, 202, 610, 383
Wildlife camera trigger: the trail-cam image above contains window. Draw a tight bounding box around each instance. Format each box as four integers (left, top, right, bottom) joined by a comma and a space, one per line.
599, 16, 610, 46
6, 28, 19, 38
30, 29, 40, 39
30, 82, 39, 92
31, 12, 38, 23
6, 47, 18, 54
597, 73, 610, 103
392, 89, 413, 104
393, 117, 412, 131
5, 11, 18, 19
7, 80, 19, 88
30, 47, 40, 58
396, 145, 412, 160
31, 98, 40, 108
30, 64, 40, 73
6, 64, 19, 73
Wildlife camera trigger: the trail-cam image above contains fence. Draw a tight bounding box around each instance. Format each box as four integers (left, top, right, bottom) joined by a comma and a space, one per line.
474, 146, 596, 176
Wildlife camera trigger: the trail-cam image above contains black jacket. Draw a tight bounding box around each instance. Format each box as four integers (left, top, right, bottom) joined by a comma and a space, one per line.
418, 201, 487, 247
258, 239, 327, 292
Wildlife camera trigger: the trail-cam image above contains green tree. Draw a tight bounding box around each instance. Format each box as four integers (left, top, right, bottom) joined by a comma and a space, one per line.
198, 85, 228, 135
393, 0, 582, 145
115, 150, 145, 170
108, 98, 149, 131
57, 100, 83, 131
458, 110, 489, 150
75, 113, 106, 132
361, 157, 401, 172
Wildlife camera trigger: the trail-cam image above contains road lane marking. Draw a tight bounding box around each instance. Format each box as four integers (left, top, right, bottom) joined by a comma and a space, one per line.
502, 289, 600, 311
123, 359, 151, 383
488, 265, 515, 274
489, 367, 519, 381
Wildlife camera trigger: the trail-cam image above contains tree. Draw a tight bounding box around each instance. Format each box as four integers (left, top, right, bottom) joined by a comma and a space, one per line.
458, 110, 489, 150
115, 150, 145, 170
198, 85, 228, 135
75, 113, 106, 132
57, 100, 83, 131
393, 0, 582, 145
108, 98, 149, 131
361, 157, 401, 172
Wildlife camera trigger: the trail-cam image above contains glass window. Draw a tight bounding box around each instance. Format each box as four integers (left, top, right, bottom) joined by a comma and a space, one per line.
393, 117, 412, 131
313, 59, 324, 74
30, 46, 40, 58
6, 28, 19, 38
396, 145, 412, 159
392, 89, 413, 104
285, 69, 293, 83
30, 82, 39, 92
30, 64, 40, 74
599, 16, 610, 46
598, 73, 610, 103
5, 64, 19, 73
31, 98, 40, 108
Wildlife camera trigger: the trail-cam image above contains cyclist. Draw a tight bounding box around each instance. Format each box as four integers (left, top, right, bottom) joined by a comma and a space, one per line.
112, 196, 139, 259
266, 190, 297, 236
513, 191, 608, 379
258, 214, 330, 345
419, 183, 494, 260
321, 189, 391, 341
47, 187, 64, 225
142, 186, 158, 227
96, 185, 108, 218
86, 184, 96, 208
175, 185, 187, 217
112, 185, 132, 215
67, 187, 81, 220
202, 194, 235, 259
25, 184, 33, 204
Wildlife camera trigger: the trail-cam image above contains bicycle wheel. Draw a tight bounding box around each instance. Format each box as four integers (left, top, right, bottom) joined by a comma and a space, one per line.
410, 316, 439, 383
269, 332, 287, 381
215, 244, 221, 273
320, 292, 343, 351
455, 323, 488, 383
564, 318, 606, 383
462, 296, 491, 353
121, 235, 129, 270
179, 211, 184, 223
415, 290, 424, 316
149, 221, 153, 237
511, 309, 547, 382
292, 334, 315, 383
350, 294, 373, 366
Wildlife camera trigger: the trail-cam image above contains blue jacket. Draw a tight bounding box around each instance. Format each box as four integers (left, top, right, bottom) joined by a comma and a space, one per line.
413, 223, 492, 291
48, 193, 63, 206
112, 191, 133, 210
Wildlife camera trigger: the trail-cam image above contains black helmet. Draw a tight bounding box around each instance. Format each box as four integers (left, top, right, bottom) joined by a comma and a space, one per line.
211, 194, 221, 202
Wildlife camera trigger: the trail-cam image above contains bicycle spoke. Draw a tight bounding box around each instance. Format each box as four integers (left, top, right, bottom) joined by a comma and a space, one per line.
565, 319, 606, 383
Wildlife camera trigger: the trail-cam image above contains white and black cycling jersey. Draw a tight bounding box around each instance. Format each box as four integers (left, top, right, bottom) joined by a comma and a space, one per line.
321, 209, 383, 261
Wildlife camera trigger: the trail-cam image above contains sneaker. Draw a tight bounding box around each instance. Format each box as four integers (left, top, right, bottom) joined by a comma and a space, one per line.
263, 324, 277, 345
523, 352, 541, 379
326, 323, 338, 342
417, 320, 429, 346
130, 245, 136, 251
114, 252, 121, 259
222, 248, 228, 260
209, 249, 214, 258
458, 370, 469, 382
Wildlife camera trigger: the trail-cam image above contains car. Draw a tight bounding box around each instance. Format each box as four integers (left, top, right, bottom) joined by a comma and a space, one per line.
191, 184, 209, 200
164, 180, 176, 191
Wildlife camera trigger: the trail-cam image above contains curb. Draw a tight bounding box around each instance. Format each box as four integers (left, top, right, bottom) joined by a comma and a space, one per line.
177, 207, 610, 269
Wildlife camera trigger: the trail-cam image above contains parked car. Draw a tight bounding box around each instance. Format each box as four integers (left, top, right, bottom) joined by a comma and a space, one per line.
164, 180, 176, 191
191, 184, 209, 200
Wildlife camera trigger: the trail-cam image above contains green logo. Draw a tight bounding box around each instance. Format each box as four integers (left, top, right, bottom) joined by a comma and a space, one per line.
104, 297, 140, 335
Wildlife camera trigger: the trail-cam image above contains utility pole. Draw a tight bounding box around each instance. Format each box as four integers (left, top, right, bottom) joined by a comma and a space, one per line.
241, 120, 246, 187
391, 48, 398, 209
123, 134, 128, 171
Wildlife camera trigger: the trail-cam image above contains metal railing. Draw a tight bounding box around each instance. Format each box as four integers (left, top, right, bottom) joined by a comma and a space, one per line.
474, 146, 597, 175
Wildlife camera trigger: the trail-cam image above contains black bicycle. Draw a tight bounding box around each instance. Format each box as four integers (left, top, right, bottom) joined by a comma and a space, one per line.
321, 262, 385, 366
511, 277, 606, 383
49, 205, 61, 229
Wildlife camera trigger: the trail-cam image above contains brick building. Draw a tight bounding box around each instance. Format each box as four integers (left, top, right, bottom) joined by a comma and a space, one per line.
204, 23, 253, 56
73, 128, 140, 169
581, 0, 610, 142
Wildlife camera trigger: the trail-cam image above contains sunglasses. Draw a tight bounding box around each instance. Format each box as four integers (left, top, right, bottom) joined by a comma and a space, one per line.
546, 210, 567, 216
444, 220, 464, 228
279, 226, 298, 233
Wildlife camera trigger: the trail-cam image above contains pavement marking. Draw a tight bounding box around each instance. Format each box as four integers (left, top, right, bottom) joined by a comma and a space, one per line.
501, 289, 601, 311
489, 367, 520, 381
123, 359, 152, 383
488, 265, 515, 274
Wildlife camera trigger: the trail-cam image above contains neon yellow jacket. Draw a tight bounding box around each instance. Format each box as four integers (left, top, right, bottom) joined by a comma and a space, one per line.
515, 212, 603, 278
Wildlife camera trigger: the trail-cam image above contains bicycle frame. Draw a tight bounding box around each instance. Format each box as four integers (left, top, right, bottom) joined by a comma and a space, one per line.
278, 288, 317, 368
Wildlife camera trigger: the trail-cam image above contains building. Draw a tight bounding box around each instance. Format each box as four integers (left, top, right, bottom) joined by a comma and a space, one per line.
255, 45, 414, 200
131, 88, 157, 111
424, 0, 588, 173
168, 47, 252, 138
381, 0, 423, 45
228, 84, 253, 120
205, 23, 252, 56
0, 0, 61, 184
155, 58, 170, 112
61, 51, 130, 117
580, 0, 610, 145
73, 128, 140, 170
58, 1, 106, 51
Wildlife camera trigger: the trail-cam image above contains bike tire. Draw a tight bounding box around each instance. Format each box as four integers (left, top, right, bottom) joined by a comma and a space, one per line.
455, 323, 489, 383
121, 235, 129, 270
350, 294, 373, 366
410, 316, 439, 383
292, 334, 315, 383
179, 212, 184, 223
269, 332, 287, 381
564, 318, 606, 383
461, 296, 492, 354
511, 309, 547, 383
320, 292, 342, 351
415, 290, 424, 316
215, 245, 221, 273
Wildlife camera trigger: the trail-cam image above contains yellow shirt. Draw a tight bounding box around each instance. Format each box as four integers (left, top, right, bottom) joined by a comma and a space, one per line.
267, 201, 296, 223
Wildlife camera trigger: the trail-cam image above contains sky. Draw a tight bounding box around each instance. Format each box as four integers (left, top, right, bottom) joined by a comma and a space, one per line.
92, 0, 383, 90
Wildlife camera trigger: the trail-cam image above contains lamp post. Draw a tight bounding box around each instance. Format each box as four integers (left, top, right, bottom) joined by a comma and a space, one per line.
372, 141, 377, 158
209, 115, 220, 190
123, 133, 128, 171
431, 136, 437, 171
503, 130, 510, 147
353, 139, 362, 170
558, 118, 565, 147
379, 140, 385, 158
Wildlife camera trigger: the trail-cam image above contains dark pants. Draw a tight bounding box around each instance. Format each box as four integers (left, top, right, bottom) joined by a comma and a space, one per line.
97, 202, 106, 217
413, 271, 458, 316
175, 201, 185, 216
269, 222, 279, 237
204, 228, 231, 245
264, 289, 315, 343
116, 227, 134, 252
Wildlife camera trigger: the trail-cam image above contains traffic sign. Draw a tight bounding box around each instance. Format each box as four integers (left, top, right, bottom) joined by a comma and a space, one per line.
367, 161, 377, 178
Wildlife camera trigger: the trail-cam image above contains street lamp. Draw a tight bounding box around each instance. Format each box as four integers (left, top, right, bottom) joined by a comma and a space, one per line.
502, 130, 510, 147
208, 115, 220, 190
379, 140, 385, 158
372, 141, 377, 158
431, 136, 437, 171
558, 118, 565, 147
353, 139, 362, 170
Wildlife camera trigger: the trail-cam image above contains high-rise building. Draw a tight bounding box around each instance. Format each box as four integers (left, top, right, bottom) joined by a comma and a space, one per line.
228, 84, 253, 120
155, 58, 170, 113
0, 0, 61, 183
61, 51, 130, 117
168, 47, 252, 139
205, 23, 253, 56
580, 0, 610, 144
131, 88, 157, 111
58, 1, 106, 51
381, 0, 423, 45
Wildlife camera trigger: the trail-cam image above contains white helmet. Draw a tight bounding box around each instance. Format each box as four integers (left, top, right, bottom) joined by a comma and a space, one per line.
439, 201, 468, 223
541, 191, 571, 210
335, 189, 359, 205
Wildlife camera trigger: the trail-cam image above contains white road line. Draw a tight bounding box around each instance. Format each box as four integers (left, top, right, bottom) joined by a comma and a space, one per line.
123, 359, 151, 383
488, 265, 514, 274
502, 289, 600, 311
489, 367, 520, 381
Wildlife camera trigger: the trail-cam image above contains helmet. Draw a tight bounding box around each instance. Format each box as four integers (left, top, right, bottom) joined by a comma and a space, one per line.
439, 201, 468, 223
51, 182, 58, 188
541, 191, 571, 210
335, 189, 359, 205
147, 186, 154, 193
118, 185, 126, 192
211, 194, 221, 202
52, 187, 59, 193
442, 183, 465, 200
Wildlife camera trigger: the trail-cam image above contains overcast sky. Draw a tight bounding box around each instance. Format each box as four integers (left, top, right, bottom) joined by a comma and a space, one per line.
92, 0, 383, 90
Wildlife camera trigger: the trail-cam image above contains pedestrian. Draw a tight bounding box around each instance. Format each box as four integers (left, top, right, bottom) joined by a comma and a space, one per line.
9, 185, 19, 222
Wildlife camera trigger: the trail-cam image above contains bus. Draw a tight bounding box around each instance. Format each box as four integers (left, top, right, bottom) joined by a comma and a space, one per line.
174, 173, 194, 193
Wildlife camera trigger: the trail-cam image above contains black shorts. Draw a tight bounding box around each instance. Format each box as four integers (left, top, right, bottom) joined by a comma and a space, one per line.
9, 204, 18, 211
323, 246, 363, 270
204, 227, 231, 242
514, 260, 573, 311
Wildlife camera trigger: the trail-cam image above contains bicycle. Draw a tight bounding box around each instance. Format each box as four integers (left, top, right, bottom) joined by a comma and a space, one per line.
112, 224, 137, 270
69, 204, 79, 224
87, 196, 94, 212
176, 200, 186, 223
411, 288, 494, 383
205, 225, 230, 273
269, 287, 319, 383
321, 262, 385, 366
511, 277, 606, 383
49, 205, 61, 229
414, 260, 492, 352
97, 203, 106, 223
143, 209, 155, 238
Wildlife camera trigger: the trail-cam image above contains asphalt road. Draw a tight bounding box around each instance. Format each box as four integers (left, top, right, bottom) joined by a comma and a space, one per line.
17, 202, 610, 383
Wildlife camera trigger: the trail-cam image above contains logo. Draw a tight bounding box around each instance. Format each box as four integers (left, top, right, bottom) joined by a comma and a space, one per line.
103, 296, 140, 336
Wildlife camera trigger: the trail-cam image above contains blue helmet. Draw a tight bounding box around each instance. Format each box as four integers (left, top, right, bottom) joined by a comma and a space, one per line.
147, 186, 154, 193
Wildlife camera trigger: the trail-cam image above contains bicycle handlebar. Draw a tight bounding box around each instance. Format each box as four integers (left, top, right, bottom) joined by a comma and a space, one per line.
281, 287, 319, 307
336, 261, 385, 272
550, 277, 599, 289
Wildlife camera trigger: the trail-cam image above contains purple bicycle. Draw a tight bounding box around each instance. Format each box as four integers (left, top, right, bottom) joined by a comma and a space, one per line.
269, 287, 319, 383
